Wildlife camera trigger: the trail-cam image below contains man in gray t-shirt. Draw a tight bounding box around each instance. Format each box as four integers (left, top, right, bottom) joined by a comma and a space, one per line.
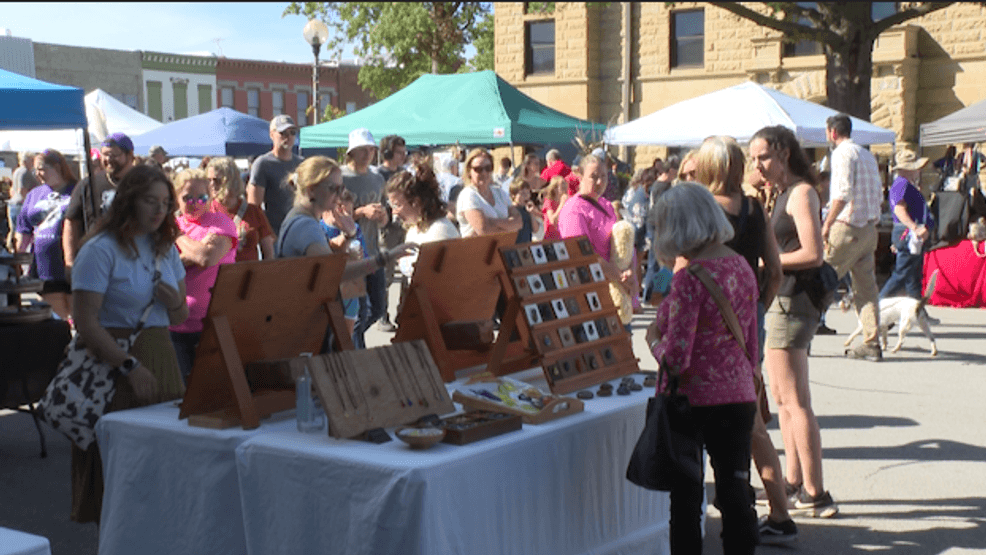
248, 115, 303, 235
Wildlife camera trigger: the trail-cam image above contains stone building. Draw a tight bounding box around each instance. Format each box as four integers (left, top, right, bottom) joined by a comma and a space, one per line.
494, 2, 986, 172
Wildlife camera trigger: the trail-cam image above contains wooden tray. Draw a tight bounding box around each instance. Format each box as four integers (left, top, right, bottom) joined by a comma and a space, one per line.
0, 252, 33, 266
440, 410, 522, 445
0, 278, 44, 294
452, 390, 583, 424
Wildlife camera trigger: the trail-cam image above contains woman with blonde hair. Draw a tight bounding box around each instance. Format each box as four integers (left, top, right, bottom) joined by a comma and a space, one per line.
693, 136, 793, 542
456, 148, 523, 238
207, 156, 275, 261
277, 156, 416, 349
541, 174, 568, 240
170, 168, 237, 382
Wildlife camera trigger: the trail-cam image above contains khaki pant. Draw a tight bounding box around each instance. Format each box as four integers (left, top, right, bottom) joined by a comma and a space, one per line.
825, 221, 881, 346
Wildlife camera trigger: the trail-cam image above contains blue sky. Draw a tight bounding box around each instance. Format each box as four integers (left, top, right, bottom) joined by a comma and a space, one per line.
2, 2, 358, 64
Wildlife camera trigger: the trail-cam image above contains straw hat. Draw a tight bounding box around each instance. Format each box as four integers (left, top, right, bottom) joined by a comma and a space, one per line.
892, 149, 929, 171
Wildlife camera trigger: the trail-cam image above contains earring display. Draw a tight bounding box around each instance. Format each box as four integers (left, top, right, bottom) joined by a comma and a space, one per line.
494, 237, 639, 395
452, 374, 583, 424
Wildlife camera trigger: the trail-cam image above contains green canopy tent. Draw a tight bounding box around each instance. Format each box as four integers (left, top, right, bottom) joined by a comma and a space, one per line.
299, 70, 607, 153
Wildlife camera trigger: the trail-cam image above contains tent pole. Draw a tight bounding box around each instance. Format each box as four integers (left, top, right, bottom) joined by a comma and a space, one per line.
510, 142, 516, 169
82, 131, 96, 233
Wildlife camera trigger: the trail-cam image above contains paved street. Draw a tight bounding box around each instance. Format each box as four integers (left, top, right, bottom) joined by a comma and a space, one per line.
2, 288, 984, 554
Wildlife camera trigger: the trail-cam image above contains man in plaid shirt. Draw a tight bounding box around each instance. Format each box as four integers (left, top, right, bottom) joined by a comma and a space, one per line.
822, 113, 884, 361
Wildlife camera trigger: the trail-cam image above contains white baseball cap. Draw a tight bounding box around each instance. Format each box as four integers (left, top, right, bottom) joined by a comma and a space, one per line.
347, 128, 376, 154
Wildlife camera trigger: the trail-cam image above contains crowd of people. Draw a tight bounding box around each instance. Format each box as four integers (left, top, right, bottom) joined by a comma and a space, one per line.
4, 110, 979, 550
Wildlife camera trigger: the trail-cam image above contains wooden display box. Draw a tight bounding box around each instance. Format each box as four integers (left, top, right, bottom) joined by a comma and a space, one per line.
490, 237, 640, 394
452, 390, 583, 424
440, 411, 523, 445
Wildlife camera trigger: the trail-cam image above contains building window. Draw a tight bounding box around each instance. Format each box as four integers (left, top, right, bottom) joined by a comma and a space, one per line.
320, 93, 332, 114
872, 2, 897, 21
782, 3, 822, 57
198, 84, 212, 114
525, 21, 555, 76
247, 89, 260, 117
346, 101, 357, 114
297, 92, 309, 125
147, 81, 163, 122
173, 81, 188, 120
272, 90, 285, 116
671, 10, 704, 68
220, 87, 234, 108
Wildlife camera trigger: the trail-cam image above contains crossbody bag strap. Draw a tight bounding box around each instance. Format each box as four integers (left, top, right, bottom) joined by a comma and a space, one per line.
128, 256, 163, 342
688, 263, 753, 364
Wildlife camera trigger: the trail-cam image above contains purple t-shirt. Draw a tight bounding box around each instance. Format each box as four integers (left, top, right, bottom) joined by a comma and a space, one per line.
170, 211, 238, 334
557, 194, 617, 261
15, 183, 75, 281
888, 176, 930, 227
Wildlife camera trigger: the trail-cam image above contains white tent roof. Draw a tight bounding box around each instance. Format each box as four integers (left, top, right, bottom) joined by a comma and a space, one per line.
604, 81, 896, 148
919, 98, 986, 147
0, 89, 162, 155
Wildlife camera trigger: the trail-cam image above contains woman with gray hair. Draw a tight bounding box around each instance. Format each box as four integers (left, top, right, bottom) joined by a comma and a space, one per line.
644, 182, 760, 554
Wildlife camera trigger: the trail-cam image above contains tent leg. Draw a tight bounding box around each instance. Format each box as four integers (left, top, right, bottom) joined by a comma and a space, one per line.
510, 142, 515, 169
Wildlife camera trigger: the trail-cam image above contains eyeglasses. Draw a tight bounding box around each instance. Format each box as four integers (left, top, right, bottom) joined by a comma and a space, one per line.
182, 194, 210, 205
471, 164, 493, 173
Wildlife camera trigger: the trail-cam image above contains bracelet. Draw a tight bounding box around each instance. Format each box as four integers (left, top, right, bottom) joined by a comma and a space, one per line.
648, 339, 661, 352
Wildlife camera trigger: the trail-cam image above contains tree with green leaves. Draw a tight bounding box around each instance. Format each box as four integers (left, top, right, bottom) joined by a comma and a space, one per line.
714, 2, 954, 120
283, 2, 494, 101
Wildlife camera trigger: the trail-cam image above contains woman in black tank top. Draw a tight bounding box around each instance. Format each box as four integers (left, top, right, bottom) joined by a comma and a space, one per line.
749, 125, 839, 519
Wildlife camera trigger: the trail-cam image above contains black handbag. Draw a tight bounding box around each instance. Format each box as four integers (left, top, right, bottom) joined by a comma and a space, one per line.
626, 360, 703, 491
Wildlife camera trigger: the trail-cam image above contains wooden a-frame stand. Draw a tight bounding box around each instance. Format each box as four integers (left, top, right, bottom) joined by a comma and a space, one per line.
179, 254, 352, 429
394, 233, 539, 382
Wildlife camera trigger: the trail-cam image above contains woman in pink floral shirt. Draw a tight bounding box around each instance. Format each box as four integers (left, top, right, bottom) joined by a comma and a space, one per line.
645, 182, 759, 554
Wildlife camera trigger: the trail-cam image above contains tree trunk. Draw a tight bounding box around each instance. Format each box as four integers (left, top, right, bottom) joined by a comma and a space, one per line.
825, 39, 874, 121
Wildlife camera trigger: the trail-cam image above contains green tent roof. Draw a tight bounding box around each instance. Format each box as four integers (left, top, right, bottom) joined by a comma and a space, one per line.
299, 71, 606, 150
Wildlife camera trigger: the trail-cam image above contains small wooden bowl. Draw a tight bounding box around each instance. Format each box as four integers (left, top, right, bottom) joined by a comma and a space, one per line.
395, 426, 446, 449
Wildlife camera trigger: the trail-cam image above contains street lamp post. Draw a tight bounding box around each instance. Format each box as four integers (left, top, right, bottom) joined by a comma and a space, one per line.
303, 19, 329, 125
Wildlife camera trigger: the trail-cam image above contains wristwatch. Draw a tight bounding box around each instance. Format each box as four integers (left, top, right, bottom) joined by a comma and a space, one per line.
119, 356, 140, 376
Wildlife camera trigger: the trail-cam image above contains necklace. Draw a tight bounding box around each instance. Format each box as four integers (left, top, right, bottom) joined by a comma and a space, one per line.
395, 346, 428, 407
382, 349, 413, 407
410, 342, 444, 402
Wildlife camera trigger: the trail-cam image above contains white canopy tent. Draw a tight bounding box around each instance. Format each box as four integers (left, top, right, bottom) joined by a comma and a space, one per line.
919, 98, 986, 147
604, 81, 896, 147
0, 89, 162, 155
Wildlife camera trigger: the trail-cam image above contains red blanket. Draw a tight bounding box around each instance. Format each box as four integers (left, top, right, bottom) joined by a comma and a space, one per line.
924, 240, 986, 308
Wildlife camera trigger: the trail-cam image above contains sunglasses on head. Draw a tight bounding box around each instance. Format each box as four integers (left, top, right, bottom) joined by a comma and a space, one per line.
183, 194, 210, 205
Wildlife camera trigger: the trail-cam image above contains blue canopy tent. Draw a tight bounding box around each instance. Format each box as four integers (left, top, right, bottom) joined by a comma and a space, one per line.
0, 68, 88, 130
131, 107, 276, 157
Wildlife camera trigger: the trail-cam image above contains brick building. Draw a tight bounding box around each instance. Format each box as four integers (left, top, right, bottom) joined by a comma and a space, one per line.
215, 58, 373, 127
494, 2, 986, 171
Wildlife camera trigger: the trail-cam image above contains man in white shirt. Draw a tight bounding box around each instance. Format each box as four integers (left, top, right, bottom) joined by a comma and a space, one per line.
822, 114, 883, 361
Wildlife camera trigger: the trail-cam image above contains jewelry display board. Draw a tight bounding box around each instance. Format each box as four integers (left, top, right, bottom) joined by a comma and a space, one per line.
180, 254, 353, 429
491, 237, 639, 395
306, 340, 455, 439
394, 232, 539, 382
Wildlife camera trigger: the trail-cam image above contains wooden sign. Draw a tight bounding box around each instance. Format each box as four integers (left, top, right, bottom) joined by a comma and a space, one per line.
394, 233, 539, 382
307, 340, 455, 439
491, 237, 639, 394
180, 254, 353, 429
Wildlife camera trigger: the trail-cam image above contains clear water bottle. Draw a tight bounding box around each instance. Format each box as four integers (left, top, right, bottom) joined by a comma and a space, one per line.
296, 354, 319, 433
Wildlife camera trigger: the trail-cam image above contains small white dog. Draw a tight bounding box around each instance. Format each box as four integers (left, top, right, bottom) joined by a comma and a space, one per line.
843, 269, 940, 356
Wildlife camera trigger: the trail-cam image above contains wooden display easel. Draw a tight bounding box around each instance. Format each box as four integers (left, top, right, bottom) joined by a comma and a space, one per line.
394, 233, 539, 382
307, 340, 455, 439
179, 254, 352, 429
487, 237, 639, 395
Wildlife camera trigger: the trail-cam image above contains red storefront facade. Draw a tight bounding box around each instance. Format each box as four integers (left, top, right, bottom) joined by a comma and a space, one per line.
215, 58, 373, 127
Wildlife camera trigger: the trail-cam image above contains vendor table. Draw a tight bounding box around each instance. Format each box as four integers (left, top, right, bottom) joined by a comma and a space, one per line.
0, 526, 51, 555
97, 371, 671, 555
96, 402, 282, 555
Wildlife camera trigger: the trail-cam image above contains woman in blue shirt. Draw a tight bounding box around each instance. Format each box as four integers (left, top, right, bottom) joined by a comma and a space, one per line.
69, 164, 188, 524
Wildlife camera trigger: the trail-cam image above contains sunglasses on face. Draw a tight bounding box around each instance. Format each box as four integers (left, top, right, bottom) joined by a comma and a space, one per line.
471, 164, 493, 173
183, 194, 210, 205
280, 129, 297, 137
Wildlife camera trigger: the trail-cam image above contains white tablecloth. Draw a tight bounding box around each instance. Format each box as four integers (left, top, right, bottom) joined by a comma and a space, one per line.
95, 401, 292, 555
96, 371, 674, 555
0, 527, 51, 555
235, 370, 670, 555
